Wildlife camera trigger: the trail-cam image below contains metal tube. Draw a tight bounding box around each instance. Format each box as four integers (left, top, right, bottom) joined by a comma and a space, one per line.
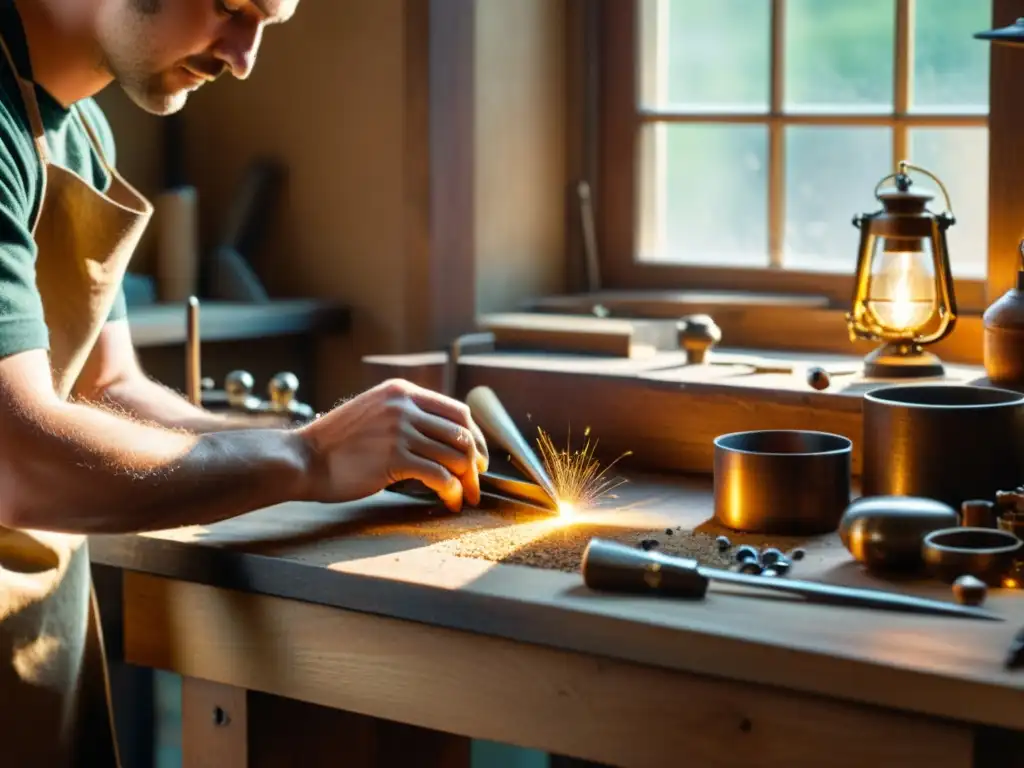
186, 296, 201, 406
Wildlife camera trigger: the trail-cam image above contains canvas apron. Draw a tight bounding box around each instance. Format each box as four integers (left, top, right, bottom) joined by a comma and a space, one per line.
0, 28, 153, 768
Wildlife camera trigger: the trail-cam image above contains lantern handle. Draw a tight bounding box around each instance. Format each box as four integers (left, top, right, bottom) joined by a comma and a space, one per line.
874, 161, 955, 220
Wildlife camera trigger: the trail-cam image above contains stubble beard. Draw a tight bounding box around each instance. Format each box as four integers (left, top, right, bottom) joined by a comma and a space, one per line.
102, 0, 191, 116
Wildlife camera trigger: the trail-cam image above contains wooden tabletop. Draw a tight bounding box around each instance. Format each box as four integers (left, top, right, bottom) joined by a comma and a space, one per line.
89, 473, 1024, 732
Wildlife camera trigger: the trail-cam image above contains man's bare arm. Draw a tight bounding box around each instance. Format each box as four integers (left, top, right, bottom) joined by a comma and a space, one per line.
74, 319, 279, 433
0, 349, 312, 534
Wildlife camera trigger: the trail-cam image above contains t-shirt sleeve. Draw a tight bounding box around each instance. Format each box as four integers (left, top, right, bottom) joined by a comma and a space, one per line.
0, 128, 48, 359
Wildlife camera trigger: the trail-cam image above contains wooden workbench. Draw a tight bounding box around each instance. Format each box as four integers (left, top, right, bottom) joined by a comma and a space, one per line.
89, 473, 1024, 768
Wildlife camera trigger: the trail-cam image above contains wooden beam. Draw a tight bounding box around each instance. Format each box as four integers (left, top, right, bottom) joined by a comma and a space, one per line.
127, 300, 350, 348
986, 0, 1024, 304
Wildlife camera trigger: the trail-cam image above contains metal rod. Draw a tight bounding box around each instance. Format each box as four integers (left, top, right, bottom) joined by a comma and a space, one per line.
703, 566, 1002, 621
186, 296, 201, 406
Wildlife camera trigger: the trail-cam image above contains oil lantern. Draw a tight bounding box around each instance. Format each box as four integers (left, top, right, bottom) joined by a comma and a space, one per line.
846, 161, 957, 378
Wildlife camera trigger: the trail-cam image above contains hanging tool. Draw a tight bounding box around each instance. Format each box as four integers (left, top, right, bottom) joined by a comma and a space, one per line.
465, 385, 559, 509
581, 539, 1004, 621
577, 180, 602, 292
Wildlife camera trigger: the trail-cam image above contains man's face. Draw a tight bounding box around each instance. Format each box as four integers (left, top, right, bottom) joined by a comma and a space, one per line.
94, 0, 298, 115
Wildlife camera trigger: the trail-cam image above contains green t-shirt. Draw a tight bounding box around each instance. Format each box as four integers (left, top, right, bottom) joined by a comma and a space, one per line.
0, 2, 128, 361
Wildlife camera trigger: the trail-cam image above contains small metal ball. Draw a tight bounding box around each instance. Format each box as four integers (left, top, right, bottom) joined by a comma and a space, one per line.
715, 535, 732, 552
952, 574, 988, 606
789, 548, 806, 561
771, 558, 791, 576
224, 370, 255, 407
806, 366, 832, 391
665, 528, 673, 536
760, 548, 784, 567
738, 561, 762, 575
734, 545, 759, 564
639, 539, 659, 551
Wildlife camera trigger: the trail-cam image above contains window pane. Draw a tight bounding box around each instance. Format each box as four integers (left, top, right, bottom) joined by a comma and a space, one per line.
783, 127, 892, 272
907, 128, 989, 279
638, 0, 770, 112
637, 124, 769, 267
784, 0, 895, 112
911, 0, 991, 112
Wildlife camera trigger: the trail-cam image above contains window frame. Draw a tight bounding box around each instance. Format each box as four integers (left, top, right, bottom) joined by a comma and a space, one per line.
594, 0, 1021, 316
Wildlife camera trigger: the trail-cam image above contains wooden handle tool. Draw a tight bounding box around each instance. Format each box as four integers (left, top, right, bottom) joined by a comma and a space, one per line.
581, 539, 1003, 621
465, 386, 559, 509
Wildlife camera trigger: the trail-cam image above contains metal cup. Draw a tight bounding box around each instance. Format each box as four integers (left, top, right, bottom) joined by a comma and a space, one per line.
713, 430, 852, 534
862, 384, 1024, 509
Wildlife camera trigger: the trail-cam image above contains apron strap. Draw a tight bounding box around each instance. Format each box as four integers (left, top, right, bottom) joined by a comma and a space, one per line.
74, 106, 113, 172
0, 29, 50, 165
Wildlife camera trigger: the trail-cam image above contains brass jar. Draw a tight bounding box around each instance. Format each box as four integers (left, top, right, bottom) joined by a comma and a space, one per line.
983, 241, 1024, 388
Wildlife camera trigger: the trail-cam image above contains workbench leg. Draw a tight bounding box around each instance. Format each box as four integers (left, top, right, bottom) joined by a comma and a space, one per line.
181, 677, 248, 768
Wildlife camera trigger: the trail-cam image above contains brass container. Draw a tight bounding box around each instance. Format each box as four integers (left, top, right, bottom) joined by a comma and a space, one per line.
862, 384, 1024, 510
713, 430, 852, 534
921, 527, 1023, 587
984, 262, 1024, 388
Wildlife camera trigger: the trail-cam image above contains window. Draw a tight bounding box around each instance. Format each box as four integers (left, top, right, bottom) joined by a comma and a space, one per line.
599, 0, 993, 307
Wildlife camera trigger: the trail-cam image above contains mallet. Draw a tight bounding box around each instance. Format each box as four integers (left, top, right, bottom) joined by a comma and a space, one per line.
581, 538, 1003, 621
466, 385, 560, 510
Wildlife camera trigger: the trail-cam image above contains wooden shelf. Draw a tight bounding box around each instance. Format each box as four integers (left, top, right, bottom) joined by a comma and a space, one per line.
128, 300, 351, 348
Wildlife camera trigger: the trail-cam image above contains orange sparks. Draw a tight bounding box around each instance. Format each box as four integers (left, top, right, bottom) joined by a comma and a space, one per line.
536, 425, 631, 514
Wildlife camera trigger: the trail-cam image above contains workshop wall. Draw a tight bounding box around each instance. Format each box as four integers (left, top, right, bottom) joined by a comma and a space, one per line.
99, 0, 568, 405
474, 0, 567, 318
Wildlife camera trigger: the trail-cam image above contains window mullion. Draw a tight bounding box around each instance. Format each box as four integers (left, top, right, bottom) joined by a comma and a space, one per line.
894, 0, 912, 164
768, 0, 786, 269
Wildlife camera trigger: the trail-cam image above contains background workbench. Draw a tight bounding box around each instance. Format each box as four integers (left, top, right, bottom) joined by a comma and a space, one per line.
90, 472, 1024, 768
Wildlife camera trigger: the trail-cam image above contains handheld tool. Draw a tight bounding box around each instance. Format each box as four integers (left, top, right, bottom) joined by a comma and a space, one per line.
465, 386, 559, 509
388, 386, 561, 512
581, 539, 1004, 621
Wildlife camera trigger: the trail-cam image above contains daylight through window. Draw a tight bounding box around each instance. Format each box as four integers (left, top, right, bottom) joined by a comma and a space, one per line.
635, 0, 992, 279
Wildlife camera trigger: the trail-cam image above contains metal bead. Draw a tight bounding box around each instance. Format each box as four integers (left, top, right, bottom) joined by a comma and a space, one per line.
268, 372, 300, 411
715, 535, 732, 552
952, 575, 987, 607
760, 548, 784, 567
224, 370, 255, 407
806, 366, 832, 391
734, 545, 759, 564
771, 558, 791, 576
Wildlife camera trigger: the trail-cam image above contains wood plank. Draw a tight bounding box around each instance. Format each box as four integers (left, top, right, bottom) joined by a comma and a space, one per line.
127, 300, 350, 348
360, 347, 990, 475
181, 677, 247, 768
88, 473, 1024, 735
525, 292, 984, 365
123, 573, 975, 768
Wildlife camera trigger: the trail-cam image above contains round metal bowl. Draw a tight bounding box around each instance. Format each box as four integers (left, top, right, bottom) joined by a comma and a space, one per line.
921, 527, 1023, 586
713, 430, 852, 534
862, 384, 1024, 509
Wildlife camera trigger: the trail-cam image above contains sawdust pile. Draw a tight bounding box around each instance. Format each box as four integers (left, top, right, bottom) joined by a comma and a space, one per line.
367, 507, 827, 573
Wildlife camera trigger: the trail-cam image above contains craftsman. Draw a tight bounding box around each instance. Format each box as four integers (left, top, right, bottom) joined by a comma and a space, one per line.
0, 0, 488, 765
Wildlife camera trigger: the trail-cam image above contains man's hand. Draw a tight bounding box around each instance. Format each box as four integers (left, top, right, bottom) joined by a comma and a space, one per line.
297, 379, 489, 513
